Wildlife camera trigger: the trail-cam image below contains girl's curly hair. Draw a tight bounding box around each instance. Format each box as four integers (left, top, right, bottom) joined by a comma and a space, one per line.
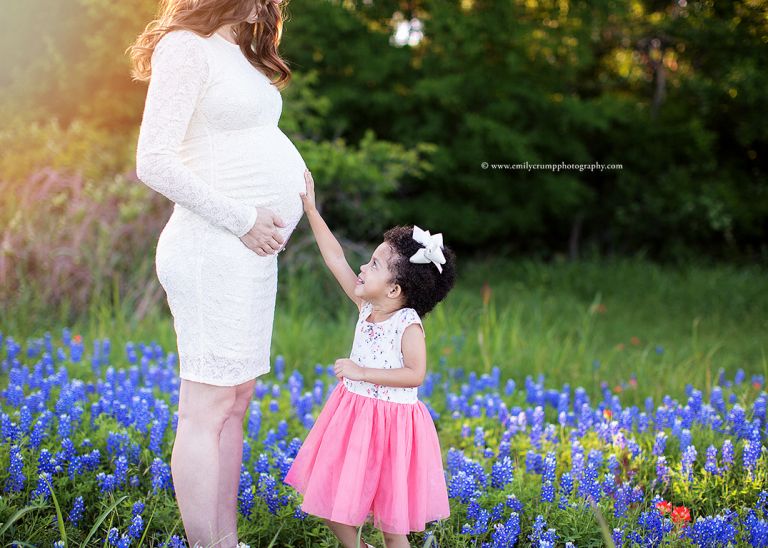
383, 225, 456, 317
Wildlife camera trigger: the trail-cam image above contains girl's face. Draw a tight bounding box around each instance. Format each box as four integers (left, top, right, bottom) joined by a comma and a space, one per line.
355, 243, 401, 302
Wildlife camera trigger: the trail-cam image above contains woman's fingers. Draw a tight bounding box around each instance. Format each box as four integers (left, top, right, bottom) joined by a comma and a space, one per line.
271, 212, 286, 228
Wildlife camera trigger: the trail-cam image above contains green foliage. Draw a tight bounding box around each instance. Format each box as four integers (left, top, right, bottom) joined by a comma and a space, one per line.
1, 0, 766, 263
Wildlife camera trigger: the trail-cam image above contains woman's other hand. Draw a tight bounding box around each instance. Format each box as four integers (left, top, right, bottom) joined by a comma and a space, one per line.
300, 169, 317, 213
239, 207, 287, 256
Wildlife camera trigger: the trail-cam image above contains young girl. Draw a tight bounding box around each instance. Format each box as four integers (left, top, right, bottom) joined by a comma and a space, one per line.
283, 170, 456, 548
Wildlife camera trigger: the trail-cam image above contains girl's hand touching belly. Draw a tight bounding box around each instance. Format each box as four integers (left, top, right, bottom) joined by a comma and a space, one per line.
239, 207, 287, 256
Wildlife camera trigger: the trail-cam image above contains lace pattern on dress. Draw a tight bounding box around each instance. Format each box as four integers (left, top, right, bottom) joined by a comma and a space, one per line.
135, 30, 257, 237
179, 352, 270, 386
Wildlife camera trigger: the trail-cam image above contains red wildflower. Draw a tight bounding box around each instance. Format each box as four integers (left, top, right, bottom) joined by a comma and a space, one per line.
656, 501, 672, 515
73, 334, 82, 344
671, 505, 691, 524
603, 409, 613, 420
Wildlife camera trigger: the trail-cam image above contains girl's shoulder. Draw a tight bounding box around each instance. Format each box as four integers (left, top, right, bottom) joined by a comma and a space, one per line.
395, 307, 424, 338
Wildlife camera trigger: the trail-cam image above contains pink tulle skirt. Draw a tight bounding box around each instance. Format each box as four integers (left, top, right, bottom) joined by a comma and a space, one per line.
283, 381, 451, 535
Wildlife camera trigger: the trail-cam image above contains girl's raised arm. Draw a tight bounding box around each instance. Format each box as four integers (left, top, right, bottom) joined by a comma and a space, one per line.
300, 171, 363, 311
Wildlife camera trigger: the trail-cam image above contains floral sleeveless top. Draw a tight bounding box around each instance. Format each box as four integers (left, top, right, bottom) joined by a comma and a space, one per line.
343, 301, 425, 404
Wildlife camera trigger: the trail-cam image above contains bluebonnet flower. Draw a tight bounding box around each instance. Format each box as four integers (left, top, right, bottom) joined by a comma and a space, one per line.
107, 527, 120, 546
728, 405, 747, 439
636, 507, 673, 546
735, 368, 745, 384
530, 406, 544, 449
684, 512, 738, 546
541, 452, 556, 503
163, 535, 186, 548
238, 468, 255, 518
485, 512, 521, 548
558, 471, 573, 510
115, 455, 128, 487
491, 455, 513, 489
503, 494, 523, 514
579, 456, 602, 504
461, 501, 490, 535
474, 426, 486, 447
127, 515, 144, 539
704, 445, 720, 475
150, 458, 173, 493
37, 448, 57, 475
528, 514, 559, 546
679, 428, 692, 452
721, 439, 734, 471
256, 473, 289, 515
681, 445, 697, 483
743, 438, 763, 478
743, 493, 768, 546
525, 450, 543, 474
504, 379, 516, 396
30, 472, 52, 501
293, 505, 308, 520
96, 472, 117, 493
614, 481, 634, 518
652, 431, 667, 456
612, 526, 624, 546
68, 495, 84, 526
5, 444, 25, 493
132, 501, 144, 517
448, 470, 481, 503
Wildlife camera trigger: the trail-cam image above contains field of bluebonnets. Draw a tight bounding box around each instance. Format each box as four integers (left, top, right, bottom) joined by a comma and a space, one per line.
1, 258, 767, 547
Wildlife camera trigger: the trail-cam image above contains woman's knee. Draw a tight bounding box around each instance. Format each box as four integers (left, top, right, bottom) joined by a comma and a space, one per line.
177, 379, 238, 430
227, 378, 255, 418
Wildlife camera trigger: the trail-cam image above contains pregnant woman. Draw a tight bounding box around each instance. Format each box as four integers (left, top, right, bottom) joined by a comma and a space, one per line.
129, 0, 303, 545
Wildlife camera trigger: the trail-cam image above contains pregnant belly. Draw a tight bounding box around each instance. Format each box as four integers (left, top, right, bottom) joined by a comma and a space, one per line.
161, 127, 307, 272
216, 126, 305, 203
216, 127, 306, 244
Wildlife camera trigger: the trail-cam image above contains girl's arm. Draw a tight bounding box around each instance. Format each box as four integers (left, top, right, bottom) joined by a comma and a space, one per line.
334, 323, 427, 387
300, 171, 363, 310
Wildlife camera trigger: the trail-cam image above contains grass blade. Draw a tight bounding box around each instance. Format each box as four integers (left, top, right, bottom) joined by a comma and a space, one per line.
80, 495, 127, 548
44, 475, 67, 546
0, 503, 45, 536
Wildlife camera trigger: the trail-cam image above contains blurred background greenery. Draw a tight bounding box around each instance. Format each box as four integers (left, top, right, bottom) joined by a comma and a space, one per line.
1, 0, 766, 328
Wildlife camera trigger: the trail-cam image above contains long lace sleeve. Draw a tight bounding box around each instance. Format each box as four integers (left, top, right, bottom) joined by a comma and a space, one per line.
135, 30, 257, 238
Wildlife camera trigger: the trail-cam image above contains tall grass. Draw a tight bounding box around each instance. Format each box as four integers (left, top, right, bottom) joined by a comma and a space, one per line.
5, 251, 766, 406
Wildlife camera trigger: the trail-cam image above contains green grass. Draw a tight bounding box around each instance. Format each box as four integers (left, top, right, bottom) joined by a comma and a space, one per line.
15, 255, 763, 405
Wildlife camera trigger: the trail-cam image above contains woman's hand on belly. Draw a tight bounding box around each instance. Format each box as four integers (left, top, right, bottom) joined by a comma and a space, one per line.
239, 207, 287, 256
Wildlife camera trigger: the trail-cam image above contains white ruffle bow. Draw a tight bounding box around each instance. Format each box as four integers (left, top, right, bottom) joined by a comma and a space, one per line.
409, 225, 446, 273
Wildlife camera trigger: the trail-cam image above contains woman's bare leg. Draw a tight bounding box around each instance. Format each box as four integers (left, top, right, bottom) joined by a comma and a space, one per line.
216, 379, 256, 546
171, 378, 236, 547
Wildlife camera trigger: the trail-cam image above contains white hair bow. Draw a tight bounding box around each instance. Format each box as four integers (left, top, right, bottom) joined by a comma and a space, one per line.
409, 226, 446, 273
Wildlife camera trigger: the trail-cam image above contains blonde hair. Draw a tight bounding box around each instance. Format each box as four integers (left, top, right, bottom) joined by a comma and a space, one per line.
126, 0, 291, 89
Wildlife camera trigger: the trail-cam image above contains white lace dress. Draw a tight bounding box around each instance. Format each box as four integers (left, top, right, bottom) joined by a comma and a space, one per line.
135, 29, 306, 386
